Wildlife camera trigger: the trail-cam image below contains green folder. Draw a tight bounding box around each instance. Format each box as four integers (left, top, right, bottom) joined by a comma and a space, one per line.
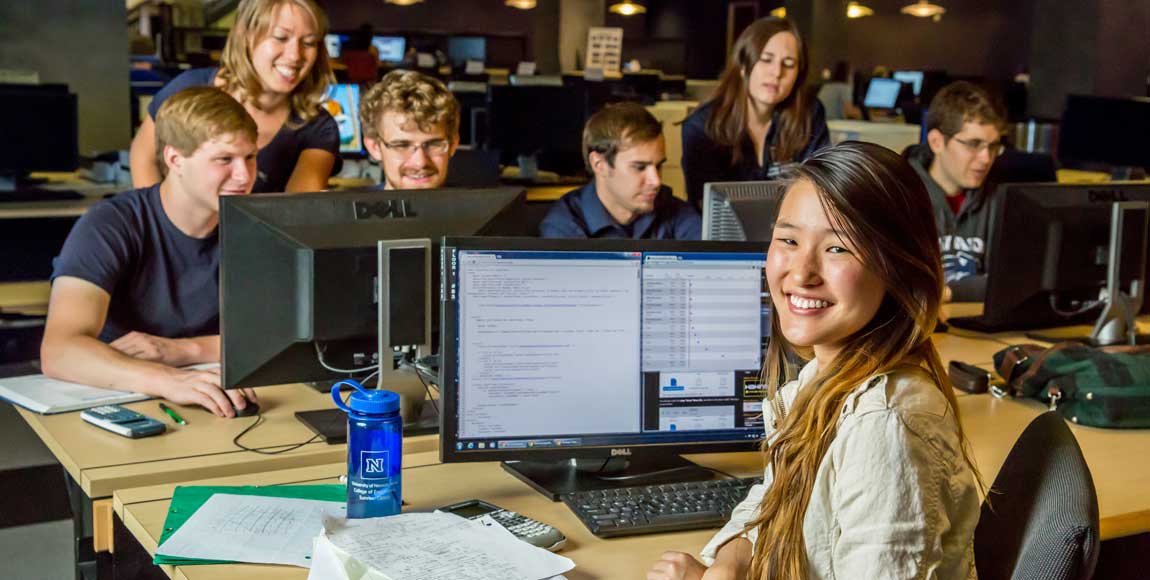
153, 484, 346, 566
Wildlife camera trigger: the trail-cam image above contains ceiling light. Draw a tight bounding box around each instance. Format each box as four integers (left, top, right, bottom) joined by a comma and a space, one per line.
769, 7, 786, 18
847, 2, 874, 18
609, 1, 647, 16
384, 0, 424, 5
901, 0, 946, 20
505, 0, 536, 8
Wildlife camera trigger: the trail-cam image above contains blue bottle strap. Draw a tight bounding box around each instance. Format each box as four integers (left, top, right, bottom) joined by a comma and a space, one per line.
330, 379, 369, 413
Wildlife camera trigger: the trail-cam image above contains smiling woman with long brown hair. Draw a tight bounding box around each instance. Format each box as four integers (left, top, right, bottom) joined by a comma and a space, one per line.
647, 142, 981, 580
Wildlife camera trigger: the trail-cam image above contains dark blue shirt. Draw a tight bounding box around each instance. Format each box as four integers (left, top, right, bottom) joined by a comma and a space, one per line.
51, 185, 221, 343
539, 182, 701, 240
681, 100, 830, 208
148, 68, 340, 194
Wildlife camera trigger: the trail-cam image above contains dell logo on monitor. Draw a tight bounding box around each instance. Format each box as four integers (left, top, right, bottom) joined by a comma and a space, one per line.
610, 448, 632, 457
354, 199, 418, 219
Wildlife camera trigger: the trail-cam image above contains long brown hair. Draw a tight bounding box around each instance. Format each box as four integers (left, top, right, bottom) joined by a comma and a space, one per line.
746, 142, 980, 579
705, 17, 816, 166
217, 0, 334, 127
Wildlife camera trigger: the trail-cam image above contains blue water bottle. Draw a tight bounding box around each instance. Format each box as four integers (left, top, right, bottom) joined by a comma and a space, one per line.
331, 380, 402, 518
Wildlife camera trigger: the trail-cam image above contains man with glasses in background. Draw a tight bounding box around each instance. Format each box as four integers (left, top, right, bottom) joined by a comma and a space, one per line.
905, 81, 1006, 301
361, 70, 459, 189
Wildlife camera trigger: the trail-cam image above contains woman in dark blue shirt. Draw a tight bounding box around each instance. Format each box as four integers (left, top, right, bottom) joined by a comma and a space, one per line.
129, 0, 339, 193
681, 17, 829, 208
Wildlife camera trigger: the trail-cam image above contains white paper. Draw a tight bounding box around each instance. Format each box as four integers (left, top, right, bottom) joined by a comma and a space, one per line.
516, 61, 537, 76
322, 512, 574, 580
465, 59, 485, 75
155, 493, 345, 568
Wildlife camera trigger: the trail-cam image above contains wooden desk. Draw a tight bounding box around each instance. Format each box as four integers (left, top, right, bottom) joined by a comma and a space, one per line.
114, 389, 1150, 579
0, 281, 50, 314
16, 383, 440, 499
115, 453, 763, 580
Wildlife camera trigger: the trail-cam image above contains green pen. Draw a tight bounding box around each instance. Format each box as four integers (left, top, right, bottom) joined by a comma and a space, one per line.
158, 403, 187, 425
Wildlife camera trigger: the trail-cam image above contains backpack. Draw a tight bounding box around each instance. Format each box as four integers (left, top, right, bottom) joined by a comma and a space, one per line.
993, 343, 1150, 428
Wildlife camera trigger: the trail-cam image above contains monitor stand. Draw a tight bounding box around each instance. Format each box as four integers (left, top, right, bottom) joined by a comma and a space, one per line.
1027, 201, 1150, 346
501, 455, 717, 501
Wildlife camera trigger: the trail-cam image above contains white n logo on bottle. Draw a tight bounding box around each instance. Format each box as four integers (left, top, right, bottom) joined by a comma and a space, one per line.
359, 450, 391, 480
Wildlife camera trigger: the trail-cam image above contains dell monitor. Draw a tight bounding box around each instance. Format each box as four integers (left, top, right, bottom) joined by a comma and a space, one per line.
371, 36, 406, 63
0, 84, 79, 191
892, 71, 924, 96
863, 77, 902, 110
948, 182, 1150, 343
220, 187, 531, 396
322, 83, 363, 154
702, 181, 787, 242
1058, 94, 1150, 176
440, 237, 770, 499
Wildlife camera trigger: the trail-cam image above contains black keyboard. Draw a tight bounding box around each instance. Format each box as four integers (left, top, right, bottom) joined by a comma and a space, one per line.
562, 477, 761, 538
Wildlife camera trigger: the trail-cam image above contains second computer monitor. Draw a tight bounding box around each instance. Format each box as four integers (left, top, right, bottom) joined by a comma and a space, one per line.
372, 36, 406, 63
863, 77, 902, 110
701, 181, 787, 242
440, 237, 770, 497
323, 83, 363, 154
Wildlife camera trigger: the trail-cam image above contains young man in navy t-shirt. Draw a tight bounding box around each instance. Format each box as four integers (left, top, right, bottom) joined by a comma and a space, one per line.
41, 87, 259, 417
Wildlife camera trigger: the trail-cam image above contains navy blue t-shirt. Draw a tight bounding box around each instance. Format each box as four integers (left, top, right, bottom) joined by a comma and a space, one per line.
681, 100, 830, 208
539, 182, 701, 240
51, 185, 221, 343
148, 68, 340, 193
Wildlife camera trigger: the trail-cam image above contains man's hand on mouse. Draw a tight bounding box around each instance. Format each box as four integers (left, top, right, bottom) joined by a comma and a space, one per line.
154, 365, 257, 418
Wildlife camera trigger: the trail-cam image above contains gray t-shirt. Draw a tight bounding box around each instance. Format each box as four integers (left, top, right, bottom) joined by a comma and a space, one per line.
51, 185, 220, 342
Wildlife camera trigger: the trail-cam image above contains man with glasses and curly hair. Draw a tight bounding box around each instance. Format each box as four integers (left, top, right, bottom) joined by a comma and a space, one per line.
360, 70, 459, 189
905, 81, 1005, 301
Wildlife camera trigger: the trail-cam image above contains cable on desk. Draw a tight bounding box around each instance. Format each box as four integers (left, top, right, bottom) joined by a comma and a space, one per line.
232, 414, 324, 455
315, 342, 377, 372
400, 356, 439, 416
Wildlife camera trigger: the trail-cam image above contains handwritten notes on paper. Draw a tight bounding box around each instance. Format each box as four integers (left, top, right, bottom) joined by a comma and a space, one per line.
313, 512, 574, 580
155, 494, 345, 567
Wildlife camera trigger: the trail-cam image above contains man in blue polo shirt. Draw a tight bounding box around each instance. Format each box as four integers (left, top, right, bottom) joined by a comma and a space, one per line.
540, 102, 700, 239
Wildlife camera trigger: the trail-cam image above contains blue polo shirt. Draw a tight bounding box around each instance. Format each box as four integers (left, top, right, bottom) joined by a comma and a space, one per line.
539, 182, 701, 240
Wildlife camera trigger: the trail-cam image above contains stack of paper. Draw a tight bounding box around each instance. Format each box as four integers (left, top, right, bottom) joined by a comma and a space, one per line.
155, 492, 346, 567
309, 512, 574, 580
0, 373, 150, 414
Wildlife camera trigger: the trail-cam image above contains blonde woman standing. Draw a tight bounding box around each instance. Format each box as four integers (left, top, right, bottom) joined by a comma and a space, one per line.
130, 0, 338, 193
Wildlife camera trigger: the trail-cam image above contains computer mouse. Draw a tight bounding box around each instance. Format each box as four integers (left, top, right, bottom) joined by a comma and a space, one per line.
232, 398, 261, 418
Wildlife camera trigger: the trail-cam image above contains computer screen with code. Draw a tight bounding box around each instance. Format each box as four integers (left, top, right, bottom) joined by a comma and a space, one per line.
442, 239, 769, 459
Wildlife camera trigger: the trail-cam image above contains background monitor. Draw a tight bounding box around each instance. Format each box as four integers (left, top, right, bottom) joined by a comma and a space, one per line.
448, 36, 486, 66
324, 33, 348, 59
322, 83, 363, 154
701, 181, 787, 242
220, 187, 531, 391
440, 237, 770, 498
863, 77, 902, 109
892, 71, 924, 96
0, 84, 78, 190
486, 84, 587, 177
372, 36, 406, 63
948, 182, 1150, 334
864, 76, 906, 109
1058, 94, 1150, 173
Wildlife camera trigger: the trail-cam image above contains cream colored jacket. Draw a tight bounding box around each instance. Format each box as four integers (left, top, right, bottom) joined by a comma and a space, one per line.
701, 360, 980, 579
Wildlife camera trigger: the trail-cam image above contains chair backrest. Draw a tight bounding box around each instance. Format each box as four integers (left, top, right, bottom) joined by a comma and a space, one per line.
974, 411, 1100, 580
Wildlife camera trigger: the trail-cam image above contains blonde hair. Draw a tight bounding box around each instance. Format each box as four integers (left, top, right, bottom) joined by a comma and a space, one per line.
360, 70, 460, 141
745, 142, 981, 579
154, 87, 257, 176
216, 0, 333, 127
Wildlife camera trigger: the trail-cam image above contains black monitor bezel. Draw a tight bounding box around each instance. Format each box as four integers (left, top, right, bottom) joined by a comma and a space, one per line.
439, 236, 770, 465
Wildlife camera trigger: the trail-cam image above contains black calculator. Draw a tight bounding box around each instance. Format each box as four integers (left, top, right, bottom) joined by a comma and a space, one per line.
438, 499, 566, 551
80, 405, 167, 438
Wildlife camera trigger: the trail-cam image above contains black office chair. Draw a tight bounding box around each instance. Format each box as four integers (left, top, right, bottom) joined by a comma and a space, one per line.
974, 411, 1100, 580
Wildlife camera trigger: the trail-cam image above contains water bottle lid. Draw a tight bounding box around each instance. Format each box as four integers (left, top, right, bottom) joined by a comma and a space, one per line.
347, 388, 400, 415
